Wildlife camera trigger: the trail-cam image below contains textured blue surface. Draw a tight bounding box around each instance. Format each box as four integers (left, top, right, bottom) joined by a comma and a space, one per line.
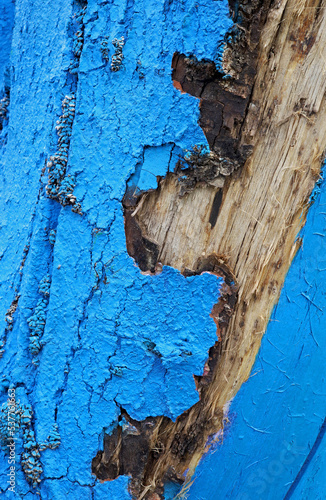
0, 0, 229, 497
0, 0, 14, 91
0, 0, 325, 498
288, 418, 326, 500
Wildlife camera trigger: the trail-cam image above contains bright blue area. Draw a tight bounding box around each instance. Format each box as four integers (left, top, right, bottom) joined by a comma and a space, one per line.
0, 0, 14, 91
290, 419, 326, 500
93, 475, 131, 499
188, 173, 326, 499
135, 143, 183, 193
127, 143, 182, 194
164, 480, 181, 499
0, 0, 229, 497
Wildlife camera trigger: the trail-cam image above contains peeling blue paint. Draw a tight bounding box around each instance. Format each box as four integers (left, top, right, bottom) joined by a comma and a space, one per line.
128, 143, 183, 194
0, 0, 230, 497
1, 0, 325, 498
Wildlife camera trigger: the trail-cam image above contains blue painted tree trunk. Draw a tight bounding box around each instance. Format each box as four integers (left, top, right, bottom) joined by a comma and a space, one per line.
0, 0, 325, 499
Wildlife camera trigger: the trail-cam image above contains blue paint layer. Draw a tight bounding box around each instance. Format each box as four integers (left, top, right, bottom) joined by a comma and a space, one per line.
284, 417, 326, 499
290, 418, 326, 500
130, 143, 183, 194
0, 0, 14, 91
0, 0, 230, 497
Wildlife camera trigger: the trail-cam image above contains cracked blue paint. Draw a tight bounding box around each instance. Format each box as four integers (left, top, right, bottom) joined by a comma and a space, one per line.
0, 0, 325, 499
128, 143, 183, 194
0, 0, 229, 497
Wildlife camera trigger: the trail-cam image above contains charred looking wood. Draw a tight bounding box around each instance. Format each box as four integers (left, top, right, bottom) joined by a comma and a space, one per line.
172, 53, 252, 185
124, 207, 159, 273
171, 0, 272, 187
92, 411, 180, 498
92, 255, 238, 499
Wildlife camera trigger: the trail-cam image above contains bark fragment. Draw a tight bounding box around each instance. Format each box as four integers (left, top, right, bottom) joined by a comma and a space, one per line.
171, 0, 272, 189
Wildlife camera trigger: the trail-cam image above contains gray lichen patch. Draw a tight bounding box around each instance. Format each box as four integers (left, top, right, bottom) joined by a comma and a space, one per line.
46, 95, 82, 214
111, 36, 125, 72
174, 145, 242, 195
0, 90, 9, 131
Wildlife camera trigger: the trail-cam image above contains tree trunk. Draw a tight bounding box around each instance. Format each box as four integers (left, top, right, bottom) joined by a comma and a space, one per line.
1, 0, 326, 499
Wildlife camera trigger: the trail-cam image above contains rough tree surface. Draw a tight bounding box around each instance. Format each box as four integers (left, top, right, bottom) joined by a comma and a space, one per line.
0, 0, 325, 499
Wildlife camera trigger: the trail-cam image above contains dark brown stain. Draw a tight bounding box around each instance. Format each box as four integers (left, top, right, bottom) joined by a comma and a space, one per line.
209, 189, 223, 228
92, 411, 170, 486
289, 15, 317, 63
171, 52, 252, 171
